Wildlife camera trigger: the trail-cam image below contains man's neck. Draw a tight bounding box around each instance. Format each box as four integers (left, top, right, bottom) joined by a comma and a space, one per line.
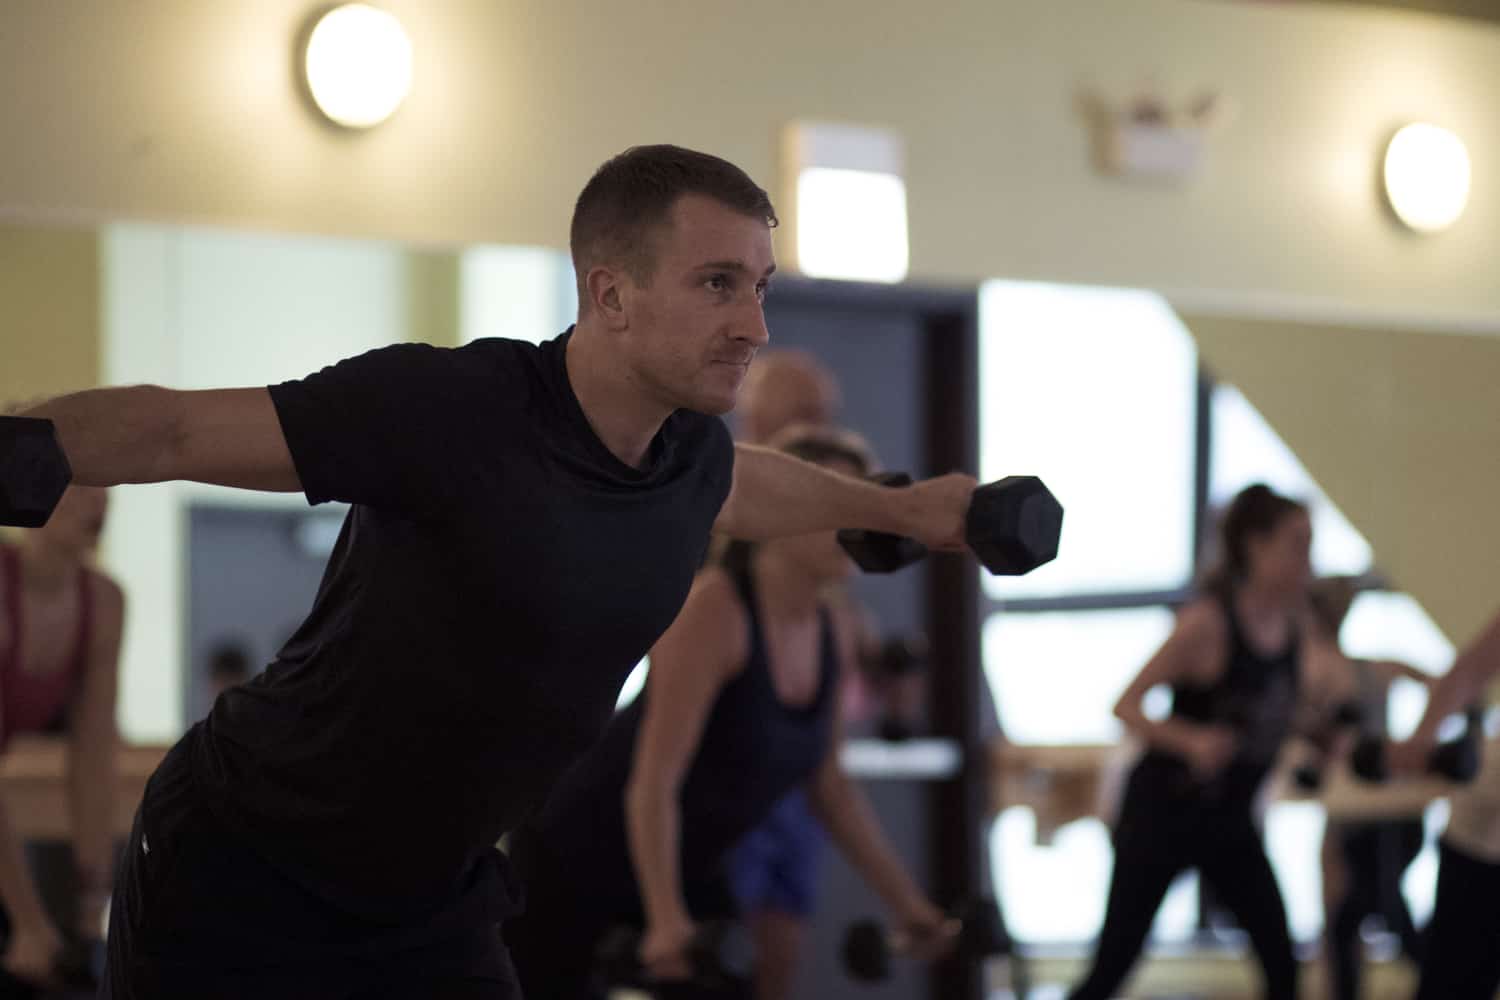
565, 320, 673, 470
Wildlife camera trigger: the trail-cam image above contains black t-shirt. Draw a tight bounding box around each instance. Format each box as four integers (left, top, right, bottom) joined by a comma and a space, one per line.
189, 330, 735, 920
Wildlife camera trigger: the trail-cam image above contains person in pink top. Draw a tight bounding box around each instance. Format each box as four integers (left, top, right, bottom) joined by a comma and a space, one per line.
0, 485, 124, 989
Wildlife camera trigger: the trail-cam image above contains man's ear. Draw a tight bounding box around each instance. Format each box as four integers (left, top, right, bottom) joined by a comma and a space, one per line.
585, 265, 630, 331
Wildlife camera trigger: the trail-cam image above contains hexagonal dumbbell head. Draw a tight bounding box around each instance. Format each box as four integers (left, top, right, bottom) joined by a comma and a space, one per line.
837, 473, 929, 574
955, 897, 1013, 960
965, 476, 1063, 576
841, 919, 892, 983
1351, 738, 1389, 783
0, 417, 73, 528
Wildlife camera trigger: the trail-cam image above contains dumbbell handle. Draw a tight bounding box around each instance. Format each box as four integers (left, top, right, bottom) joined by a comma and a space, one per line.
598, 922, 736, 987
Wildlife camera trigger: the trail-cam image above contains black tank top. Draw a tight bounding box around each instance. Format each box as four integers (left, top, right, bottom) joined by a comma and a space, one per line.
518, 561, 838, 913
1136, 589, 1301, 807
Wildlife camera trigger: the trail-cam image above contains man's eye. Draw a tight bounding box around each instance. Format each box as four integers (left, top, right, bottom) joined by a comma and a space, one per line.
706, 275, 729, 292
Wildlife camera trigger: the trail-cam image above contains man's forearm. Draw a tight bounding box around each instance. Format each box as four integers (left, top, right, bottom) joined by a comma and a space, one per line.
719, 445, 915, 541
23, 386, 182, 487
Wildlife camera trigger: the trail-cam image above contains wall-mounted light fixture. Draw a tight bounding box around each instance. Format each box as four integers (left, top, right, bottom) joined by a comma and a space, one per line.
303, 4, 412, 129
1383, 123, 1470, 233
780, 121, 909, 284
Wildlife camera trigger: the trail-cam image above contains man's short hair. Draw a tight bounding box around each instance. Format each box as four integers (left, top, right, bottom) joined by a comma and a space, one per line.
570, 145, 778, 307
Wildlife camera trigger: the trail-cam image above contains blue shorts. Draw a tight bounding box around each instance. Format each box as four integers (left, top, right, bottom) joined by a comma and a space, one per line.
727, 790, 826, 918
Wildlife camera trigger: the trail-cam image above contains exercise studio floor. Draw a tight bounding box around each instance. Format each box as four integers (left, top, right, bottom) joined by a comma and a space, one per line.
990, 954, 1419, 998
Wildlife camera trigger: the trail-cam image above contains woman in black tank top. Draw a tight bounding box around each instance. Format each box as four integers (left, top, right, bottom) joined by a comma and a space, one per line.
1068, 484, 1313, 1000
507, 427, 953, 998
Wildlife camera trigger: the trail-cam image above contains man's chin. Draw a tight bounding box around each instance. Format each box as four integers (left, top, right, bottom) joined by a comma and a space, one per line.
684, 385, 739, 417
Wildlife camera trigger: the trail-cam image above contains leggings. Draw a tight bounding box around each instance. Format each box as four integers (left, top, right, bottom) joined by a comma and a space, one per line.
1413, 839, 1500, 1000
1326, 819, 1425, 1000
1068, 788, 1297, 999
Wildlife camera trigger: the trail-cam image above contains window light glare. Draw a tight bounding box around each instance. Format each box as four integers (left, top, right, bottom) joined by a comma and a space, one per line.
795, 168, 909, 284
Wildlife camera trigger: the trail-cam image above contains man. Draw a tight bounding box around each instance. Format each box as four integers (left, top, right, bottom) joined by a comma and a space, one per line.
7, 145, 978, 999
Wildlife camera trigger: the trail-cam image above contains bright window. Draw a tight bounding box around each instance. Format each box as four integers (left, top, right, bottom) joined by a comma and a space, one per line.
1341, 591, 1453, 739
1210, 384, 1373, 576
983, 608, 1176, 744
979, 281, 1198, 599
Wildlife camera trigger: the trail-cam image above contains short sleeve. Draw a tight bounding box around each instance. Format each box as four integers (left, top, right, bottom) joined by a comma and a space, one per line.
269, 342, 509, 514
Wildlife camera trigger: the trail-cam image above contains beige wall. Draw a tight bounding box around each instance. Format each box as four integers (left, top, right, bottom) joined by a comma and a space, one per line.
0, 1, 1498, 324
0, 226, 99, 404
1187, 312, 1500, 643
2, 2, 1496, 647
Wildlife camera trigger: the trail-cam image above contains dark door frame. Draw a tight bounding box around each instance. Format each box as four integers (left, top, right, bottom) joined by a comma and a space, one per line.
765, 276, 986, 1000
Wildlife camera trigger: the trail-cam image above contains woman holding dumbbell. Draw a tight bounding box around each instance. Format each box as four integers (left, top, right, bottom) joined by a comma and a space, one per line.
0, 486, 122, 992
1069, 484, 1312, 1000
505, 425, 956, 999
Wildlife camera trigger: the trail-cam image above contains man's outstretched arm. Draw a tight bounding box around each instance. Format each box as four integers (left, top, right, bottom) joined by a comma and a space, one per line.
713, 442, 972, 549
22, 386, 300, 492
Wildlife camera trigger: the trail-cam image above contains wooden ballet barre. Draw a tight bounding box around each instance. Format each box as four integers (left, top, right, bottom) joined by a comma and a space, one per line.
0, 736, 169, 839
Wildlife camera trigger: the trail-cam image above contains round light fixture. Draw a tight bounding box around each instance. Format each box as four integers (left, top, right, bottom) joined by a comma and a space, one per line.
303, 4, 413, 129
1383, 123, 1470, 233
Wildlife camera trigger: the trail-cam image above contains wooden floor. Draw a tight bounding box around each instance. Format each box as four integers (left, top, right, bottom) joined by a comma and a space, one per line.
989, 954, 1423, 999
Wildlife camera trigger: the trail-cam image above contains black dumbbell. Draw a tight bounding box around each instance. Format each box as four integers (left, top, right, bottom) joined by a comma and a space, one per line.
1293, 700, 1368, 793
1352, 706, 1483, 784
1292, 763, 1324, 793
842, 898, 1013, 984
1331, 700, 1366, 728
836, 473, 929, 573
0, 416, 73, 528
864, 634, 929, 680
596, 920, 750, 992
838, 474, 1063, 576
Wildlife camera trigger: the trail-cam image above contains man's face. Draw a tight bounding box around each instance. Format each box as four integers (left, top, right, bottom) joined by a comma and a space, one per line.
620, 194, 775, 415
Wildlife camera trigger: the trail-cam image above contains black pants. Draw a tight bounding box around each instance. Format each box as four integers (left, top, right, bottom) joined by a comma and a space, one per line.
1068, 782, 1298, 1000
1327, 819, 1425, 1000
1413, 840, 1500, 1000
101, 739, 520, 1000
